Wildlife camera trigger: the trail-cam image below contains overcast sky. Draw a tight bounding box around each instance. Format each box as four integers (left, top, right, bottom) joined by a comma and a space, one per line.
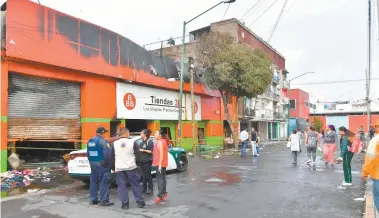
29, 0, 379, 103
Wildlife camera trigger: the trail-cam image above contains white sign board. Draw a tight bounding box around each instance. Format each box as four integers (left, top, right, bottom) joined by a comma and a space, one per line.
117, 83, 201, 120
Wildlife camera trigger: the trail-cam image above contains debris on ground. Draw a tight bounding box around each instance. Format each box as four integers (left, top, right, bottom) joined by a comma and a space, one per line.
8, 153, 23, 170
1, 168, 55, 191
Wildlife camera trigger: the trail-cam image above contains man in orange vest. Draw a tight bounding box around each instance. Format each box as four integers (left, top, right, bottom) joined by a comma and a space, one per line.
362, 120, 379, 213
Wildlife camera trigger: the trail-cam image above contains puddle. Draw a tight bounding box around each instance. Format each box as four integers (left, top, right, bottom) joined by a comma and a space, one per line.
204, 171, 242, 185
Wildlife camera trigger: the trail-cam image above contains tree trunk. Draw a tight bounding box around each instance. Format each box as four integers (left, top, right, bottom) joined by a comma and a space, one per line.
233, 96, 240, 150
221, 92, 240, 151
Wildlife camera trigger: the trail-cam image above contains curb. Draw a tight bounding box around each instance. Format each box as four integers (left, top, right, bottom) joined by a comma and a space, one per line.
364, 180, 378, 218
0, 181, 84, 203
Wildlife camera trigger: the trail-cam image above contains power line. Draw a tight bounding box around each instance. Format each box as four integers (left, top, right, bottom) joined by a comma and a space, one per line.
282, 0, 298, 19
249, 0, 281, 27
267, 0, 288, 42
292, 78, 379, 86
221, 4, 231, 21
240, 0, 262, 21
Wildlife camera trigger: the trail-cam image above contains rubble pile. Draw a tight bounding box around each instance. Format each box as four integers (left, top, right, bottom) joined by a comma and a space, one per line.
1, 168, 53, 191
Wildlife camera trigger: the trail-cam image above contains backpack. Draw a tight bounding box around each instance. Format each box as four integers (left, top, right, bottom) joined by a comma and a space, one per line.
308, 135, 318, 148
349, 137, 364, 154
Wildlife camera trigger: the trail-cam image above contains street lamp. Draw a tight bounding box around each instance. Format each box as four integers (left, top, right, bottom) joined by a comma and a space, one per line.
287, 72, 314, 135
177, 0, 236, 146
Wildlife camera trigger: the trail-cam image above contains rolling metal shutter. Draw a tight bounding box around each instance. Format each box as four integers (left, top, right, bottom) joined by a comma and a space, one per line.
7, 73, 81, 141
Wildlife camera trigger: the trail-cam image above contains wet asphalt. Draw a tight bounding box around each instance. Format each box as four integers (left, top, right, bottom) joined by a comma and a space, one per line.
0, 144, 366, 218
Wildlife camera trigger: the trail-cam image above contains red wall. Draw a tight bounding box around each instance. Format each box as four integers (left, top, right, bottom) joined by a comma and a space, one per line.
238, 25, 285, 70
310, 115, 379, 133
349, 115, 379, 133
289, 89, 310, 118
5, 0, 219, 97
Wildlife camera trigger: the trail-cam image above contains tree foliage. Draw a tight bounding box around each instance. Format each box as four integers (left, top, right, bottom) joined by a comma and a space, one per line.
195, 31, 273, 148
313, 117, 323, 132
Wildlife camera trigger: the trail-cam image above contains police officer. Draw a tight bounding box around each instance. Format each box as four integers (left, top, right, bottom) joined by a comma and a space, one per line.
87, 127, 114, 206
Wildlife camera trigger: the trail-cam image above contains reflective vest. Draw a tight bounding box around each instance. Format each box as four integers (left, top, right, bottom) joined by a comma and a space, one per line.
87, 136, 104, 163
362, 134, 379, 180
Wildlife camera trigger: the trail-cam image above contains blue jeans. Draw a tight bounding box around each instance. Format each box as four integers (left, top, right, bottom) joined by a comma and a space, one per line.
241, 140, 248, 158
373, 179, 379, 213
90, 163, 111, 203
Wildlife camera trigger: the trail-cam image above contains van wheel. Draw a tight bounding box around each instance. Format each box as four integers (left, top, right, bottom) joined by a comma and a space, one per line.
176, 153, 188, 172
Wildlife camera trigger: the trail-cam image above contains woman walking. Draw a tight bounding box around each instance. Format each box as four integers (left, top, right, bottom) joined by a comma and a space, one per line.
323, 125, 338, 167
336, 126, 354, 186
139, 129, 154, 194
153, 130, 169, 203
319, 130, 325, 151
305, 126, 319, 166
288, 130, 301, 164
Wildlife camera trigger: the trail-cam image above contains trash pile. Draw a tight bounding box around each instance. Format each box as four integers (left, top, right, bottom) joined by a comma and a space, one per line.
1, 168, 52, 191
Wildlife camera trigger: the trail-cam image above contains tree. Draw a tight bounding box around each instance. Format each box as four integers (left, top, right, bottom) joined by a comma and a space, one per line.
196, 32, 273, 149
313, 117, 323, 132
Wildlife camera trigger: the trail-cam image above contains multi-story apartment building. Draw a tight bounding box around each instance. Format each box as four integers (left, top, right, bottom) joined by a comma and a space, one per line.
157, 18, 289, 141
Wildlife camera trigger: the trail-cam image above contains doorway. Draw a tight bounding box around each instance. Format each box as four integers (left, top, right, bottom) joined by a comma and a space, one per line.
198, 128, 206, 145
125, 119, 148, 133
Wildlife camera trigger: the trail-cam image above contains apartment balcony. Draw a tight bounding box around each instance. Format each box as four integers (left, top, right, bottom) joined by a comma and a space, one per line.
272, 75, 279, 85
273, 92, 280, 102
274, 112, 286, 121
282, 80, 289, 89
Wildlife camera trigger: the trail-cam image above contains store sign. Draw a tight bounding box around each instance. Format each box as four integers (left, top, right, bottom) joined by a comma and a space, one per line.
117, 83, 201, 120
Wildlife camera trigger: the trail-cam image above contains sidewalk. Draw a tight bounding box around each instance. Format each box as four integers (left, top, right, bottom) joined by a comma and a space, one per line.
364, 180, 379, 218
365, 180, 378, 218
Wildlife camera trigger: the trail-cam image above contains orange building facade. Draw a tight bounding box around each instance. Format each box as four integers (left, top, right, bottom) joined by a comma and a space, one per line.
0, 0, 237, 172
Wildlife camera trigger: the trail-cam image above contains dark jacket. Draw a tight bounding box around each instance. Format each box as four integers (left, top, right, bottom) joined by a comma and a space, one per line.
139, 138, 154, 163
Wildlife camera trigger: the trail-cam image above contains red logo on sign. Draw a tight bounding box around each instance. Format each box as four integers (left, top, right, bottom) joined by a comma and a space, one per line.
123, 93, 136, 110
194, 101, 198, 114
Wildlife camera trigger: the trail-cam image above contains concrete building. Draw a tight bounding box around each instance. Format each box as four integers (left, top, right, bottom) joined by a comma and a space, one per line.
289, 89, 311, 119
0, 0, 238, 171
156, 18, 288, 141
311, 99, 379, 134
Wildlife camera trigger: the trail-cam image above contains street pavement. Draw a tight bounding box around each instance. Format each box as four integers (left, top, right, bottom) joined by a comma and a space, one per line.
1, 144, 366, 218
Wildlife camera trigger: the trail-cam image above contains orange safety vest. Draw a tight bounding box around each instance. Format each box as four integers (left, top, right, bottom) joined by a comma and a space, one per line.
362, 134, 379, 180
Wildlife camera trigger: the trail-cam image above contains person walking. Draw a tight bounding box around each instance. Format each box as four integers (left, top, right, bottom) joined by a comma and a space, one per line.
251, 128, 259, 157
370, 126, 375, 140
153, 130, 169, 203
336, 126, 354, 186
319, 129, 325, 153
139, 129, 154, 195
239, 129, 249, 159
362, 120, 379, 212
113, 128, 145, 209
305, 126, 319, 166
87, 127, 114, 206
288, 130, 300, 164
323, 125, 338, 167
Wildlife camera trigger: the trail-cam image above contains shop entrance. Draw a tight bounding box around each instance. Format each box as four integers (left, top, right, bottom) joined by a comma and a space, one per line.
125, 119, 148, 133
10, 141, 77, 168
160, 121, 176, 146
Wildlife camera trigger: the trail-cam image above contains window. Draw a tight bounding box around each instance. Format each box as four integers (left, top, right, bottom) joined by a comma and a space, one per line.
305, 101, 309, 107
289, 100, 296, 109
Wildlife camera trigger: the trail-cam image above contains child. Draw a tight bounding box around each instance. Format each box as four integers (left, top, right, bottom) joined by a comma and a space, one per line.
336, 126, 353, 186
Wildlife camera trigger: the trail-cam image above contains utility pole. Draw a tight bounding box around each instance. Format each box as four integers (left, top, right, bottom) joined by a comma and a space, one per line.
366, 0, 372, 131
189, 57, 197, 156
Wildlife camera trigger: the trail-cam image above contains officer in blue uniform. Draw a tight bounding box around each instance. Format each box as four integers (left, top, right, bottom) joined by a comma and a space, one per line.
87, 127, 114, 206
